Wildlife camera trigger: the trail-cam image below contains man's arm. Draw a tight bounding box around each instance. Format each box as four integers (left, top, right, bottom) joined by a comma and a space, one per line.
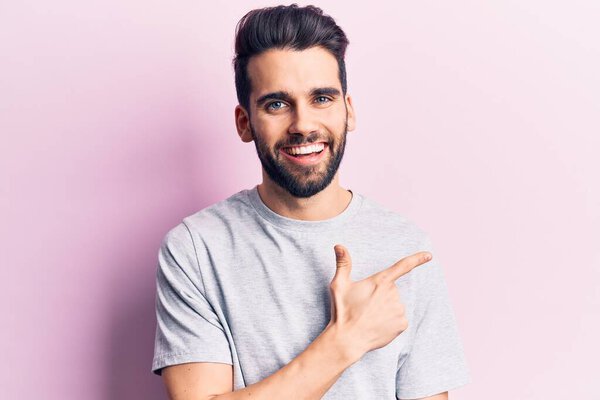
399, 392, 448, 400
162, 324, 362, 400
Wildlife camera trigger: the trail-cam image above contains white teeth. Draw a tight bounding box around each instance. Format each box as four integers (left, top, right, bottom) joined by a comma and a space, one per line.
283, 143, 325, 155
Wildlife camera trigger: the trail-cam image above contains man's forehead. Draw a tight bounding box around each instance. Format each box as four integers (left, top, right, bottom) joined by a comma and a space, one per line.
247, 46, 341, 98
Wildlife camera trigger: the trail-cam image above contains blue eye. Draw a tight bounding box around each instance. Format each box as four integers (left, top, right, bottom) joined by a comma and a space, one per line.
316, 96, 331, 104
266, 101, 286, 111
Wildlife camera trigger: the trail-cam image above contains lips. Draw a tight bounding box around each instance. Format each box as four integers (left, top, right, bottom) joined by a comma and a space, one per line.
279, 143, 328, 166
281, 141, 328, 151
281, 143, 326, 157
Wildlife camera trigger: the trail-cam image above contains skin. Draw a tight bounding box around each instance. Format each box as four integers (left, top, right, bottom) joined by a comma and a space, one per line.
162, 45, 448, 400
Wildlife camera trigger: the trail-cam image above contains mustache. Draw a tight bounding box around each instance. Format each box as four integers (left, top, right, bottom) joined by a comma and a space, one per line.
280, 136, 329, 148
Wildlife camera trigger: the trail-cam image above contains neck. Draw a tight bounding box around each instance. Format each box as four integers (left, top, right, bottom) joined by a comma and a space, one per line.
256, 173, 352, 221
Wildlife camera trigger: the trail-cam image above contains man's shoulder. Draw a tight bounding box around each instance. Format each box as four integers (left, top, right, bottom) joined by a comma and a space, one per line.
163, 188, 254, 243
186, 187, 251, 222
358, 193, 431, 244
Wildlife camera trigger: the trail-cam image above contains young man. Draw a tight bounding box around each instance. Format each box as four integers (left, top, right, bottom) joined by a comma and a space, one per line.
151, 4, 471, 399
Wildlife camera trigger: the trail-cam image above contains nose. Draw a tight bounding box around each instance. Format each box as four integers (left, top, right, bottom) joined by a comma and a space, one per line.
287, 103, 320, 136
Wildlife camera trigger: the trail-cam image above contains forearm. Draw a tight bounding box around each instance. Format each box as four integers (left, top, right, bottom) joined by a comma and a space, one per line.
212, 324, 363, 400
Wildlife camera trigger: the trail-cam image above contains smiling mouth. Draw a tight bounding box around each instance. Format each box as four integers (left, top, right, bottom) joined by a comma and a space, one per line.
281, 141, 328, 157
279, 142, 329, 165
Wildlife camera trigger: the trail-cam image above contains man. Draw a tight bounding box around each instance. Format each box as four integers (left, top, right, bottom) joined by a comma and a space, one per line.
151, 4, 471, 399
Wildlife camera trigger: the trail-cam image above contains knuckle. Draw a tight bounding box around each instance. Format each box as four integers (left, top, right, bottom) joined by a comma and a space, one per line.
397, 261, 411, 274
410, 253, 422, 263
399, 318, 409, 331
397, 303, 405, 314
411, 254, 423, 266
387, 282, 398, 294
372, 273, 387, 286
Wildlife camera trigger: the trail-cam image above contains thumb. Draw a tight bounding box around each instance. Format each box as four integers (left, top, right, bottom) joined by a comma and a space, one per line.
333, 244, 352, 283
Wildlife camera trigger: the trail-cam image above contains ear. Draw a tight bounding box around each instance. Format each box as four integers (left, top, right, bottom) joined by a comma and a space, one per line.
234, 105, 254, 143
345, 94, 356, 132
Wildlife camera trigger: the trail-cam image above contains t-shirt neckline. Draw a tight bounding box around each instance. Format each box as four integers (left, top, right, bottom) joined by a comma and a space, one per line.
246, 184, 363, 233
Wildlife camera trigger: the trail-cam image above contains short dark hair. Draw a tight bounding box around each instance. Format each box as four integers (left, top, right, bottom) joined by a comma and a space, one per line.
232, 3, 350, 115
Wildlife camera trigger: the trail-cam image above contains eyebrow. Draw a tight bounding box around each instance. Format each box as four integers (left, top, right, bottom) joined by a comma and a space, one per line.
255, 87, 342, 107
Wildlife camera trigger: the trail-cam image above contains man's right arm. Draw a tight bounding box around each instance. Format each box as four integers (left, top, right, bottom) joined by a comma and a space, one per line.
162, 323, 363, 400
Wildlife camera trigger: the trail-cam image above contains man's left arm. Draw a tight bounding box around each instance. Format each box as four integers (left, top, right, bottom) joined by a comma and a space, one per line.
400, 391, 448, 400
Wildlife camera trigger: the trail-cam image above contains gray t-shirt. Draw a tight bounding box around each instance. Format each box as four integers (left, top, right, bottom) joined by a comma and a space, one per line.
152, 185, 471, 399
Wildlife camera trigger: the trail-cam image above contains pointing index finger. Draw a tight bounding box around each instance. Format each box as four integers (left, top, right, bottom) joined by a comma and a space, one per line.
380, 251, 432, 282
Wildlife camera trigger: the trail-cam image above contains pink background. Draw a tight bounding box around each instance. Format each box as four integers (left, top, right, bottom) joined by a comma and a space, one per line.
2, 1, 599, 399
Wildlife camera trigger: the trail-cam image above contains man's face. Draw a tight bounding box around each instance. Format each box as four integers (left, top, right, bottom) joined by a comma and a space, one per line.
239, 46, 355, 198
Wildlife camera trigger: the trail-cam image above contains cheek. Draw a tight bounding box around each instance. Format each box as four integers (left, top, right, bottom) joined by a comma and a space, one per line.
255, 118, 287, 144
262, 119, 285, 133
323, 105, 346, 126
325, 117, 347, 138
255, 113, 284, 132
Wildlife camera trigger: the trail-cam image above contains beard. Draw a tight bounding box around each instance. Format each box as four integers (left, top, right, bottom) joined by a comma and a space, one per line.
249, 115, 348, 199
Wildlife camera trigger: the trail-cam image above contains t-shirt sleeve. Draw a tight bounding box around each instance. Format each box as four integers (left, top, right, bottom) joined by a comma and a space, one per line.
151, 222, 233, 376
395, 235, 472, 399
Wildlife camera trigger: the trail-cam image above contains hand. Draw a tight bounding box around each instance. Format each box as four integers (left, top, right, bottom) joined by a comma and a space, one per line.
326, 244, 432, 358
